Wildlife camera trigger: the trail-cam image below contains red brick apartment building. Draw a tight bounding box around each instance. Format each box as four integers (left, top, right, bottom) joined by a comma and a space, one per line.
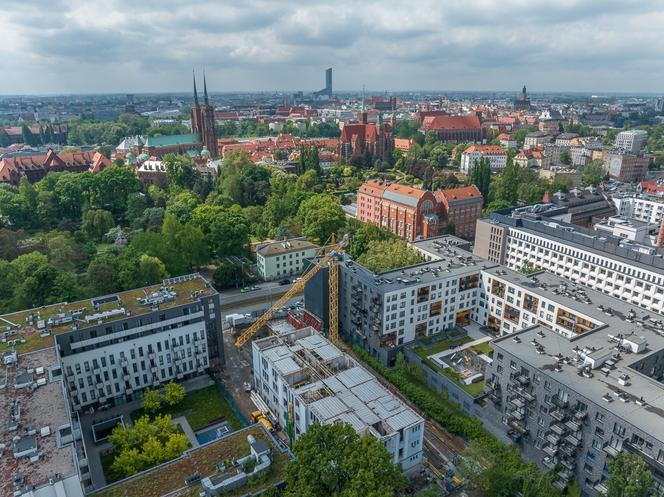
356, 180, 484, 241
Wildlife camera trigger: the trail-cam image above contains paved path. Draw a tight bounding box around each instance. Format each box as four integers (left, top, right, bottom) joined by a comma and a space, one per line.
172, 416, 199, 448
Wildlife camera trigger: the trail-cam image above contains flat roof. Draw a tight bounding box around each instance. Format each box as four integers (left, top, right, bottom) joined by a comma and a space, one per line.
487, 265, 664, 441
0, 273, 216, 354
0, 348, 76, 495
339, 235, 492, 294
254, 327, 423, 438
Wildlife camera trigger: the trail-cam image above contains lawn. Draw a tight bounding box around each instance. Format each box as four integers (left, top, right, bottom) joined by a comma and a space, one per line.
470, 341, 493, 357
413, 335, 473, 360
440, 367, 486, 397
100, 450, 123, 484
132, 385, 243, 431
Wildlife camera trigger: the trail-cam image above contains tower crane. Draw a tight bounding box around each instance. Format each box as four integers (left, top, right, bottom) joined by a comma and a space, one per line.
234, 234, 349, 348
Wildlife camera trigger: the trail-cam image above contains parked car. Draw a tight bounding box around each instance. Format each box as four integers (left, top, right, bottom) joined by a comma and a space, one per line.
279, 278, 291, 285
250, 285, 260, 291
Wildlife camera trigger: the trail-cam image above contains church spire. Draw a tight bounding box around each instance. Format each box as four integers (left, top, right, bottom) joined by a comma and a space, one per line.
193, 70, 199, 107
361, 85, 365, 113
203, 70, 209, 106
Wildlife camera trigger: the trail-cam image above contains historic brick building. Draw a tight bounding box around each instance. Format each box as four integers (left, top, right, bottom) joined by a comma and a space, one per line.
339, 110, 393, 163
0, 149, 111, 185
435, 185, 484, 239
419, 114, 487, 143
191, 72, 218, 157
357, 180, 441, 241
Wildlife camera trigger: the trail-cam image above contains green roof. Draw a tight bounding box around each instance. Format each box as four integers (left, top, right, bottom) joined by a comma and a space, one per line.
144, 133, 201, 148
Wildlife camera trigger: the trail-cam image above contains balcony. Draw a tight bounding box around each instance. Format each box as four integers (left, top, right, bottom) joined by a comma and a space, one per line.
550, 409, 566, 422
551, 395, 568, 409
564, 434, 582, 447
560, 458, 575, 471
509, 409, 525, 421
550, 423, 567, 436
517, 388, 535, 402
514, 374, 530, 386
565, 419, 582, 432
543, 444, 558, 457
560, 443, 576, 458
486, 392, 501, 405
574, 410, 588, 421
603, 444, 620, 457
542, 456, 558, 469
509, 397, 526, 409
546, 433, 561, 446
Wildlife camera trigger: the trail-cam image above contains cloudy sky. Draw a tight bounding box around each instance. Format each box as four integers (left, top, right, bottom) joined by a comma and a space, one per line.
1, 0, 662, 94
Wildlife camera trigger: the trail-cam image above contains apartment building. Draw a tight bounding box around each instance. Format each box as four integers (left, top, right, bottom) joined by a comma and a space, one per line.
474, 209, 664, 315
459, 145, 508, 174
613, 193, 664, 225
615, 129, 648, 153
481, 267, 664, 495
524, 131, 551, 150
53, 274, 223, 411
251, 327, 424, 472
256, 238, 319, 281
305, 236, 489, 365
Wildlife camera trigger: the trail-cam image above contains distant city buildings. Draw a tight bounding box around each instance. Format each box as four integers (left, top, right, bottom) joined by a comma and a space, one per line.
460, 145, 508, 174
513, 85, 531, 111
615, 129, 648, 153
339, 112, 393, 162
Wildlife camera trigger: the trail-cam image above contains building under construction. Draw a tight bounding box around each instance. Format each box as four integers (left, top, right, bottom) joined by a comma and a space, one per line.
251, 326, 424, 472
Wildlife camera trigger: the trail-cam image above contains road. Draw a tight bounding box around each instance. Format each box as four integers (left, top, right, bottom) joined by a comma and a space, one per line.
217, 281, 297, 310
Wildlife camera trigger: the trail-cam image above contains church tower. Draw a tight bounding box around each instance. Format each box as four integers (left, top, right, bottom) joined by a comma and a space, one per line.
191, 71, 218, 158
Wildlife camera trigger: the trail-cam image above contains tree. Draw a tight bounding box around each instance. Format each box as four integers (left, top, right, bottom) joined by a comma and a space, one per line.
581, 159, 607, 187
213, 260, 243, 289
468, 157, 491, 201
136, 254, 168, 287
108, 414, 189, 478
86, 257, 120, 295
165, 191, 200, 224
163, 381, 185, 406
606, 452, 653, 497
142, 389, 162, 413
347, 222, 393, 259
491, 159, 524, 206
82, 209, 115, 242
520, 260, 540, 275
446, 221, 456, 235
89, 165, 141, 218
297, 194, 345, 243
356, 239, 423, 273
284, 424, 406, 497
163, 154, 198, 189
191, 204, 249, 258
125, 192, 148, 225
46, 232, 87, 271
559, 149, 572, 165
160, 214, 209, 274
485, 199, 513, 214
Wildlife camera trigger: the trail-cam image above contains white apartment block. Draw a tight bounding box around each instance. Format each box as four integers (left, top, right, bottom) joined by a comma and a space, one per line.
474, 211, 664, 316
54, 274, 223, 411
615, 129, 648, 153
252, 327, 424, 472
613, 194, 664, 225
460, 145, 507, 174
256, 238, 319, 281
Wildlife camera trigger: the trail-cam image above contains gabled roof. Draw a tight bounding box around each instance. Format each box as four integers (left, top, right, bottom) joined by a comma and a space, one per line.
436, 185, 483, 204
421, 114, 482, 131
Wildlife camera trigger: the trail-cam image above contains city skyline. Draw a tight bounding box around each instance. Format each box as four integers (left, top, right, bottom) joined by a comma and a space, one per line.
1, 0, 663, 95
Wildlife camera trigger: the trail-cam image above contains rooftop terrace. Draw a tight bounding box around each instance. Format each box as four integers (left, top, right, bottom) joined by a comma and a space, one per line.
0, 274, 215, 355
0, 347, 77, 496
91, 425, 290, 497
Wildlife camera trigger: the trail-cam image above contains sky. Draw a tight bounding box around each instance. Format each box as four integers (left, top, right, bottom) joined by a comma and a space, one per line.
1, 0, 663, 95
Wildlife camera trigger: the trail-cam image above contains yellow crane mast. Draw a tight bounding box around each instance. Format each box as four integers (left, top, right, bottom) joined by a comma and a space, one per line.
234, 235, 348, 348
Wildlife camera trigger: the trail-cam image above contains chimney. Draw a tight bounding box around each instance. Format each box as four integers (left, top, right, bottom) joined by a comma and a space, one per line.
656, 216, 664, 248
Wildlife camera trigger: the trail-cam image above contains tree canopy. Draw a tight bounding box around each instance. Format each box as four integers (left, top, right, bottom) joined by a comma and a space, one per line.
356, 239, 424, 273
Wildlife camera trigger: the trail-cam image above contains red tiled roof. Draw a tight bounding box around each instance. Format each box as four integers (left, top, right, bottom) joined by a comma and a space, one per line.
358, 179, 390, 196
436, 185, 483, 203
421, 114, 482, 131
462, 145, 507, 155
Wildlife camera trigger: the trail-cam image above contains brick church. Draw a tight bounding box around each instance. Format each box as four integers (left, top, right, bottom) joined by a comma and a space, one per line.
191, 72, 218, 157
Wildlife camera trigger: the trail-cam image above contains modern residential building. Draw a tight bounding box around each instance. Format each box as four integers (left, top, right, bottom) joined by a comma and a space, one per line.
604, 149, 650, 183
251, 326, 424, 472
593, 216, 660, 247
256, 238, 319, 280
613, 193, 664, 225
44, 274, 223, 412
480, 266, 664, 495
615, 129, 648, 153
356, 180, 441, 241
419, 114, 487, 143
435, 185, 484, 239
460, 145, 508, 174
305, 236, 487, 364
473, 208, 664, 315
